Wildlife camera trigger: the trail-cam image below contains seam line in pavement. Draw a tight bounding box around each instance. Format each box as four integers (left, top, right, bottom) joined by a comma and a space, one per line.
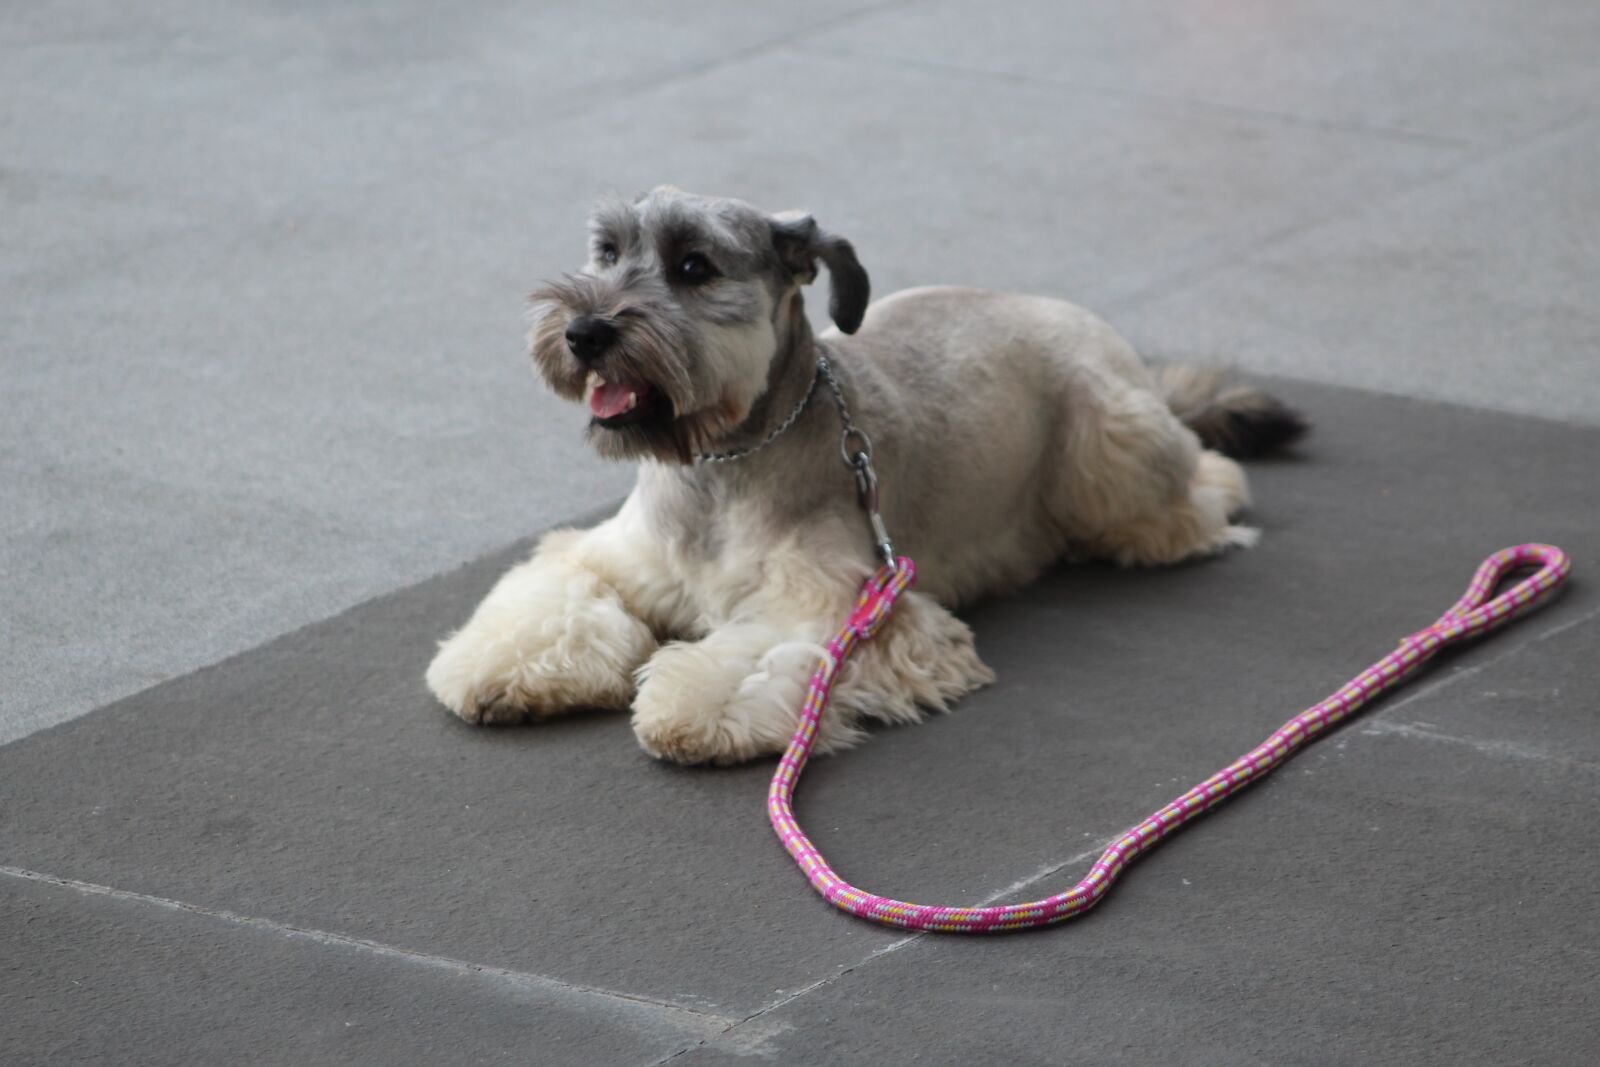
1249, 373, 1600, 434
1097, 108, 1593, 316
0, 865, 737, 1036
1365, 602, 1600, 728
649, 841, 1114, 1063
601, 0, 925, 110
790, 43, 1476, 149
1357, 719, 1597, 770
1, 504, 636, 755
330, 0, 928, 200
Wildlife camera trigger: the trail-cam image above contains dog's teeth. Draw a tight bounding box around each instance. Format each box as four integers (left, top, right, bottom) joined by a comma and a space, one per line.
624, 391, 638, 412
587, 371, 605, 390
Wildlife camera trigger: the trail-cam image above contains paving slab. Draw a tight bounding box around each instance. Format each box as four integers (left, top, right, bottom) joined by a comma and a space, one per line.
808, 0, 1600, 145
1119, 115, 1600, 426
0, 869, 733, 1067
3, 379, 1598, 1063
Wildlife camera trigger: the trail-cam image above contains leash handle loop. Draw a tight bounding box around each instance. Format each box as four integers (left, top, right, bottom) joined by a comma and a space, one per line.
769, 544, 1571, 932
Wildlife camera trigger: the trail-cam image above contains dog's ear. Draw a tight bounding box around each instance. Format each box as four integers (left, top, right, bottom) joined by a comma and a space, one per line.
769, 212, 871, 334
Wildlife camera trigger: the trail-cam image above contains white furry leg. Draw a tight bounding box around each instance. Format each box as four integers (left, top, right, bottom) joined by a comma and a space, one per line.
425, 530, 658, 724
632, 622, 820, 764
631, 590, 993, 765
1101, 449, 1257, 566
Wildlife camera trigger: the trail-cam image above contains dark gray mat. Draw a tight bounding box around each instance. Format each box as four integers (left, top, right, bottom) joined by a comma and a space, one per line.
3, 379, 1597, 1064
680, 674, 1600, 1066
0, 871, 730, 1067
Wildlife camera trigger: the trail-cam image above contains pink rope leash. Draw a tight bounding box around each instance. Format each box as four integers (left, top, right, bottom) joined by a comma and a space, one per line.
769, 543, 1571, 933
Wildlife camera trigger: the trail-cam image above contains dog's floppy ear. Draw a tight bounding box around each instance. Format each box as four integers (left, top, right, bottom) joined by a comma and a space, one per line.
769, 212, 871, 334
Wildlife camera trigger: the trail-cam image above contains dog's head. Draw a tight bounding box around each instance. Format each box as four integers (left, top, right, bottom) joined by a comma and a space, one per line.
528, 186, 869, 463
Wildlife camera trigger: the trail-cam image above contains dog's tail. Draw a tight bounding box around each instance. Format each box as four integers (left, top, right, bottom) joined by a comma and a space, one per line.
1154, 364, 1309, 460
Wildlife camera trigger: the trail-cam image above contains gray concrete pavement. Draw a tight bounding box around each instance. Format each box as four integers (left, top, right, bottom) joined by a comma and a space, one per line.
5, 1, 1599, 1063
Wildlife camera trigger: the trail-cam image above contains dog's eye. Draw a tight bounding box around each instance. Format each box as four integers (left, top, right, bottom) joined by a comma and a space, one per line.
678, 253, 715, 284
599, 243, 619, 266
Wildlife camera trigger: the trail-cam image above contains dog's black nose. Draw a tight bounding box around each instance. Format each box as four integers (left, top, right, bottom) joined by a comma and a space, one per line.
565, 316, 618, 363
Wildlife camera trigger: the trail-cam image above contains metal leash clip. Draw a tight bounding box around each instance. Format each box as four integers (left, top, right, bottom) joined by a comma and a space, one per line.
819, 353, 897, 570
841, 429, 895, 570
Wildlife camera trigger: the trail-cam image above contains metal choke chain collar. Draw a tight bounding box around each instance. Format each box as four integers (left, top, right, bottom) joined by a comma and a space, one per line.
695, 353, 897, 569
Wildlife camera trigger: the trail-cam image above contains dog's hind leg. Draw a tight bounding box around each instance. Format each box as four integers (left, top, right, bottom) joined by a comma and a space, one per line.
1052, 383, 1257, 567
425, 517, 665, 725
1088, 448, 1257, 567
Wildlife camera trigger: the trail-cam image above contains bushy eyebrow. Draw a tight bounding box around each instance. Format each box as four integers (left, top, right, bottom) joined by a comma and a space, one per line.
587, 198, 638, 250
652, 205, 762, 273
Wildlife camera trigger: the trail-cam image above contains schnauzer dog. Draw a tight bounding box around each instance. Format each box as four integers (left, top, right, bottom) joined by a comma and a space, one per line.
426, 186, 1305, 764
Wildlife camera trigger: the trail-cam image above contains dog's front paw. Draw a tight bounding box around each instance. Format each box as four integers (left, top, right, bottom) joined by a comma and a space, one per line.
632, 640, 822, 764
425, 597, 655, 725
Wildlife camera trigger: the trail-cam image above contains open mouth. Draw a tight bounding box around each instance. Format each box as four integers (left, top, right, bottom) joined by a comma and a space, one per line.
587, 372, 665, 428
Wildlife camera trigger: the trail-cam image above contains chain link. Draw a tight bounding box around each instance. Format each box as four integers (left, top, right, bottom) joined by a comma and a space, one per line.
693, 351, 896, 567
694, 365, 822, 464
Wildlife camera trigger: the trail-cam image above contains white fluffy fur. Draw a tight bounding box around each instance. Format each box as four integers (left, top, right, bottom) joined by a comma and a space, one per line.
427, 493, 995, 763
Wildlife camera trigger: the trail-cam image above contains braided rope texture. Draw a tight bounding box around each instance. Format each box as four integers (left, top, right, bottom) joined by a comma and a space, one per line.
768, 544, 1571, 933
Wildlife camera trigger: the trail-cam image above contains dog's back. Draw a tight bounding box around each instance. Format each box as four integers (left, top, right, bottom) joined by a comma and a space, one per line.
826, 285, 1305, 595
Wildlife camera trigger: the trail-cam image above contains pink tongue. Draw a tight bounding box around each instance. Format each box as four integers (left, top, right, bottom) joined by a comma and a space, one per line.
590, 380, 642, 419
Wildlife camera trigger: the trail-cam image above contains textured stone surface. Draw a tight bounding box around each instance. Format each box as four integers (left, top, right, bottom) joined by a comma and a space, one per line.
808, 0, 1600, 145
1119, 117, 1600, 424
